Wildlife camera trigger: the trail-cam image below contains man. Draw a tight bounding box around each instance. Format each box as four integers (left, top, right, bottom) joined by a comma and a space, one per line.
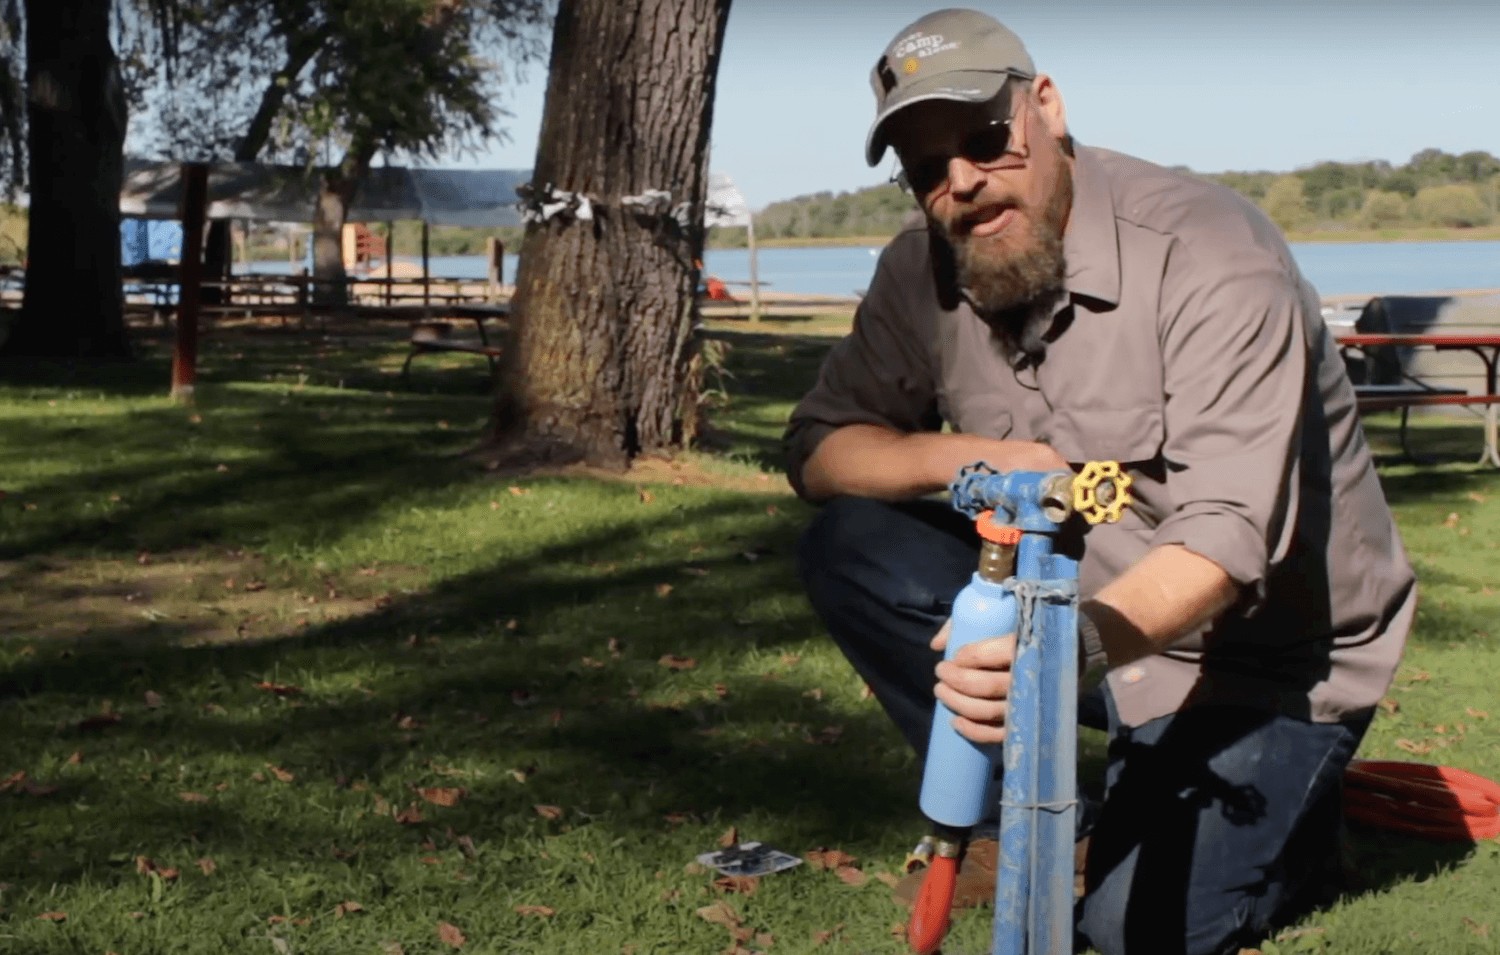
786, 9, 1415, 955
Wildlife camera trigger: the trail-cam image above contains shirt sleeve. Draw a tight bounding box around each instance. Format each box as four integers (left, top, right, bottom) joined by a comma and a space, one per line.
783, 251, 941, 500
1150, 245, 1309, 612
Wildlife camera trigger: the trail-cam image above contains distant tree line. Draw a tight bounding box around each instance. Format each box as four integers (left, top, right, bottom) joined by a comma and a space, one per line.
737, 148, 1500, 243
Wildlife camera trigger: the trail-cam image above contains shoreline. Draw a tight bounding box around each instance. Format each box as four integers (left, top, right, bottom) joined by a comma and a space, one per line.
716, 226, 1500, 250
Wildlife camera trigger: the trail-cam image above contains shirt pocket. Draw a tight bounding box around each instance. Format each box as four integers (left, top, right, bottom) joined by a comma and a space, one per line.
1046, 404, 1164, 467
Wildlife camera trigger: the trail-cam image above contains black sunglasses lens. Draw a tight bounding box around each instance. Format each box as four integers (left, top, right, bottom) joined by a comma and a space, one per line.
905, 158, 949, 194
962, 121, 1012, 165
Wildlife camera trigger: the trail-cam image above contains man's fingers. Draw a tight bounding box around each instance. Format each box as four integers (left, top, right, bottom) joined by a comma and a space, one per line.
946, 634, 1016, 669
935, 659, 1012, 701
934, 680, 1009, 725
929, 618, 952, 652
951, 714, 1007, 746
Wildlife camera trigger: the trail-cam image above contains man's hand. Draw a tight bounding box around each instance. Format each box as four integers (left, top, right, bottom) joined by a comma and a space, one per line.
931, 621, 1015, 745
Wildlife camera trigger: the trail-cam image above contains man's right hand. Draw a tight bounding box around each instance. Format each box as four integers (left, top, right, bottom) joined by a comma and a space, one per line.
801, 425, 1068, 502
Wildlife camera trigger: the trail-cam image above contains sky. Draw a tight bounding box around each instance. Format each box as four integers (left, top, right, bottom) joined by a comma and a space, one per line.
449, 0, 1500, 212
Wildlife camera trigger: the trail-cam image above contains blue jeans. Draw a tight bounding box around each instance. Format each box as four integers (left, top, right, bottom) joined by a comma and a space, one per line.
797, 496, 1368, 955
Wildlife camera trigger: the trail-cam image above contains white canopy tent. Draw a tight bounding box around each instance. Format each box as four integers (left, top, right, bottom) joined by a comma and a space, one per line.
705, 172, 761, 319
119, 161, 760, 313
119, 160, 532, 227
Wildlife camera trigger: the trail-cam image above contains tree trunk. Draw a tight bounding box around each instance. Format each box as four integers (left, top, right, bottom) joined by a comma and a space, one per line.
2, 0, 128, 358
490, 0, 732, 468
310, 147, 373, 306
202, 27, 332, 302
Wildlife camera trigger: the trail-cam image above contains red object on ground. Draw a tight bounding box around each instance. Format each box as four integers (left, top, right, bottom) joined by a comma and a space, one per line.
906, 855, 958, 954
1344, 760, 1500, 841
704, 276, 735, 301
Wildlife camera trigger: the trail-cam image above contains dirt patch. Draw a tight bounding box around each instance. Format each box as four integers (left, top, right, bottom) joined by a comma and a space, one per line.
0, 553, 407, 647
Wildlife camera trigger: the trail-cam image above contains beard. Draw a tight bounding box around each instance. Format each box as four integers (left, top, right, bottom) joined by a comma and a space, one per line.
944, 149, 1073, 361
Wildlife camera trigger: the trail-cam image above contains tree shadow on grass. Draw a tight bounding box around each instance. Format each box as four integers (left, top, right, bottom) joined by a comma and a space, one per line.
0, 480, 938, 903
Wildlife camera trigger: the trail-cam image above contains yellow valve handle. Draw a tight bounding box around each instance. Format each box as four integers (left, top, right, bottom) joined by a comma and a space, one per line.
1073, 461, 1133, 525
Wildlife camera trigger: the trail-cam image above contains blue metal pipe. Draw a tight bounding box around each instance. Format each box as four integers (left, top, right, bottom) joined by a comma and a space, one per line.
944, 464, 1081, 955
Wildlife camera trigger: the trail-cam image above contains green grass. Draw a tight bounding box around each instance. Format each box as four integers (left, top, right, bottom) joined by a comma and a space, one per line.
2, 315, 1499, 954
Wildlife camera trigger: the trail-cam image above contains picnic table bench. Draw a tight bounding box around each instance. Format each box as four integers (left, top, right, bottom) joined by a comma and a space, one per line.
1338, 332, 1500, 466
400, 304, 509, 384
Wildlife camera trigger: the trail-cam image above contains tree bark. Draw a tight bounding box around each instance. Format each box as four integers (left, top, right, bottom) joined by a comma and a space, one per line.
490, 0, 732, 468
310, 146, 374, 306
2, 0, 129, 358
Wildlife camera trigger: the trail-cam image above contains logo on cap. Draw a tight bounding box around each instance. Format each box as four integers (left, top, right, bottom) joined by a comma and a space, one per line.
902, 57, 919, 75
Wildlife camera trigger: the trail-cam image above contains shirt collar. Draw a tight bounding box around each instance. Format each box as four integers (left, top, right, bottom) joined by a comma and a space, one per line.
1062, 144, 1121, 307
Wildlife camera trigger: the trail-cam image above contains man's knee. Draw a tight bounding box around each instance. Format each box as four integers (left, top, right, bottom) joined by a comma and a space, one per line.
795, 495, 889, 588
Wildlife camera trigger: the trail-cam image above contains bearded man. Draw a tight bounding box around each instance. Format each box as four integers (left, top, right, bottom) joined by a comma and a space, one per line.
784, 9, 1414, 955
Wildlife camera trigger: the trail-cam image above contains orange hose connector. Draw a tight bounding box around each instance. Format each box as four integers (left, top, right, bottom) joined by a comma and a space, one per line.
906, 854, 958, 954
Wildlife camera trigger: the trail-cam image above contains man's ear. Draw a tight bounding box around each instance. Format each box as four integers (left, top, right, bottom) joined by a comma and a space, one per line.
1031, 73, 1069, 141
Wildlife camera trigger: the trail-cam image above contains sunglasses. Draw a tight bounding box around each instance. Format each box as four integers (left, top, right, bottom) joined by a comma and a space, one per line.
894, 113, 1019, 196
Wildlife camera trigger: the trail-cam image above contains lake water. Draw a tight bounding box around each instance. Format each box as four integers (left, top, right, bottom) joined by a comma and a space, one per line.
249, 240, 1500, 301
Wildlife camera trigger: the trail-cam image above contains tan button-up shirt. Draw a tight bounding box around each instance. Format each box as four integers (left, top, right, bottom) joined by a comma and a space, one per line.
785, 145, 1415, 727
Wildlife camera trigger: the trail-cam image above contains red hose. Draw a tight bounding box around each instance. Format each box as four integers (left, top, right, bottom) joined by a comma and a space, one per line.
906, 854, 958, 954
1344, 760, 1500, 842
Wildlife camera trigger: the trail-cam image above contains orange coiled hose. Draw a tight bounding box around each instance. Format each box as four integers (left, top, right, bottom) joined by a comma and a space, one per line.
906, 854, 958, 954
1344, 760, 1500, 842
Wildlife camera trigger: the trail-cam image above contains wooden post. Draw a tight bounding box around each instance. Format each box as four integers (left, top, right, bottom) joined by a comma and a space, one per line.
746, 216, 761, 323
171, 162, 209, 402
485, 236, 505, 302
421, 220, 431, 307
384, 221, 395, 306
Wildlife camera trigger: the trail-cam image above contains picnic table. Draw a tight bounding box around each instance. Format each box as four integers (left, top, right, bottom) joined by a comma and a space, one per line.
1336, 332, 1500, 467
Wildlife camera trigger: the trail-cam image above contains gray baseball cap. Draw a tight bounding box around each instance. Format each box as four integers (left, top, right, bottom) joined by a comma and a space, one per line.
865, 8, 1036, 166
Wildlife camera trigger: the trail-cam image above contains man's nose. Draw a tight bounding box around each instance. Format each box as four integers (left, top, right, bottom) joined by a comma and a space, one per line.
947, 156, 986, 199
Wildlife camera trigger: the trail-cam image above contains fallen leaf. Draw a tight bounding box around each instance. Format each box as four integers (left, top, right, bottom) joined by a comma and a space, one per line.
696, 900, 742, 930
806, 848, 858, 871
659, 654, 697, 671
835, 865, 868, 886
135, 857, 180, 881
508, 767, 532, 784
515, 904, 556, 917
1462, 917, 1489, 938
507, 485, 529, 496
874, 871, 900, 887
812, 923, 845, 944
196, 857, 216, 876
178, 791, 210, 804
144, 690, 164, 709
254, 681, 303, 697
755, 932, 776, 948
394, 804, 425, 825
381, 943, 406, 955
335, 900, 364, 918
65, 751, 83, 765
718, 826, 739, 848
455, 835, 478, 859
1395, 738, 1434, 755
638, 489, 655, 504
1379, 698, 1400, 715
654, 583, 674, 598
437, 921, 467, 948
1467, 707, 1490, 719
713, 875, 760, 896
266, 765, 294, 783
1443, 512, 1460, 528
36, 911, 67, 922
417, 787, 466, 808
682, 565, 710, 577
534, 804, 564, 821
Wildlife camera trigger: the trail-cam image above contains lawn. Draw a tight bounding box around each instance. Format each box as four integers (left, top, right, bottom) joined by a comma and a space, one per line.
1, 314, 1498, 955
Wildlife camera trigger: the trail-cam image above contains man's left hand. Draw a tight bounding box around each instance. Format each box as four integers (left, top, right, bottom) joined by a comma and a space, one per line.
931, 624, 1015, 745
